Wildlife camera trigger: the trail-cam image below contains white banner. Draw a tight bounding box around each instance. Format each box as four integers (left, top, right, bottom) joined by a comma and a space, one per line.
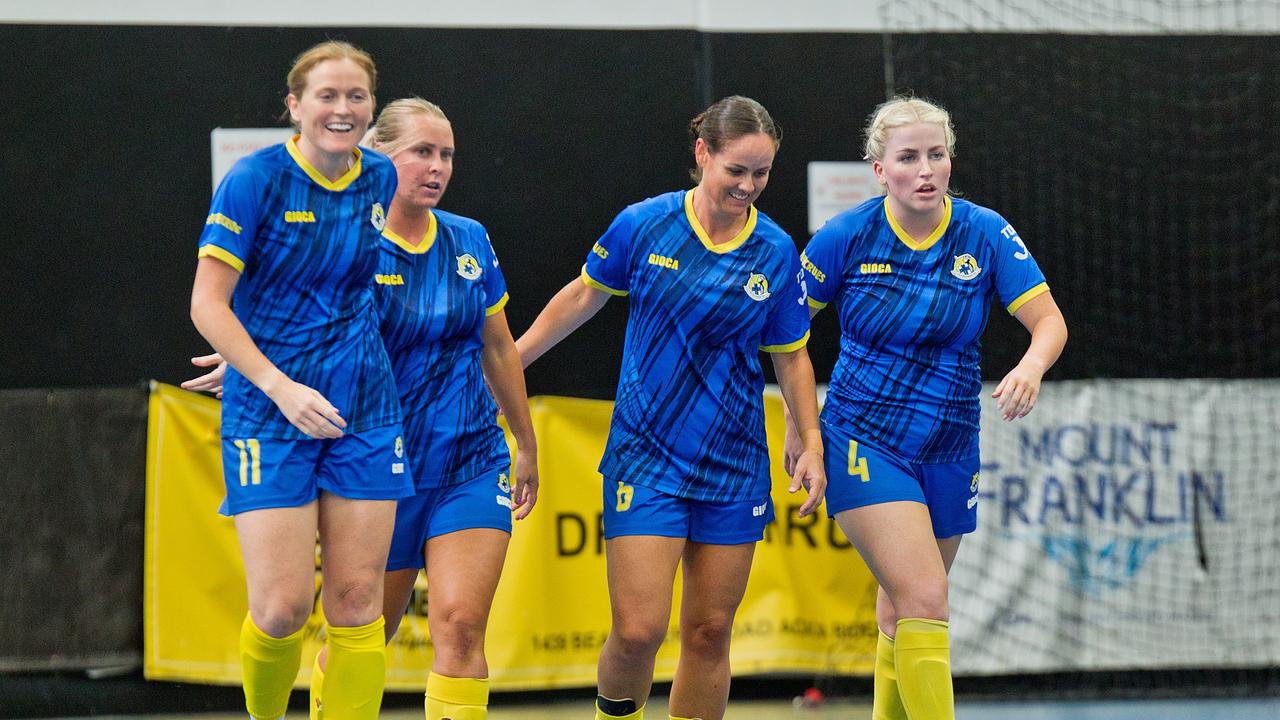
951, 379, 1280, 673
806, 161, 879, 235
211, 127, 294, 191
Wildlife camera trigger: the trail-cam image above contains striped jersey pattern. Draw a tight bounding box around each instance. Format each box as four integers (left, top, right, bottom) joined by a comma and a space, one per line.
585, 189, 810, 502
197, 138, 401, 439
376, 209, 510, 489
802, 195, 1048, 463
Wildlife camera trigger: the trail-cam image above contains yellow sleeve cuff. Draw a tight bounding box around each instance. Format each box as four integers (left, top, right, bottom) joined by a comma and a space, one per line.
198, 245, 245, 273
1006, 282, 1049, 314
807, 297, 828, 310
761, 330, 810, 353
485, 292, 510, 316
580, 265, 628, 296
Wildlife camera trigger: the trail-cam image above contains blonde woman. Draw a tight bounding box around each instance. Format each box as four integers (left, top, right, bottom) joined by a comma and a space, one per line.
788, 96, 1068, 720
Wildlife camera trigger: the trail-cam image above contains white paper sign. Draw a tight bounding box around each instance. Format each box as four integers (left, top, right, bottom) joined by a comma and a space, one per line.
211, 127, 295, 192
806, 161, 880, 234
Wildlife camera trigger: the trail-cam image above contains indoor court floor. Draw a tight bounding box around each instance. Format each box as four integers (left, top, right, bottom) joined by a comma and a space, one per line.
33, 695, 1280, 719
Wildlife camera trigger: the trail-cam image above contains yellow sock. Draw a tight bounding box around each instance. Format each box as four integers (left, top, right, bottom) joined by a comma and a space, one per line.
324, 617, 387, 720
239, 614, 305, 720
872, 630, 908, 720
309, 651, 325, 720
595, 697, 644, 720
894, 618, 954, 720
425, 672, 490, 719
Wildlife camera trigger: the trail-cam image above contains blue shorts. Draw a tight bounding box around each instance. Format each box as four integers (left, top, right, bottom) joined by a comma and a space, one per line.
386, 467, 514, 571
219, 424, 414, 515
602, 479, 773, 545
821, 420, 979, 538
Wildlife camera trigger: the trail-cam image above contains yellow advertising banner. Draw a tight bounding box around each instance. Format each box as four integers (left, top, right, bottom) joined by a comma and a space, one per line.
143, 382, 876, 690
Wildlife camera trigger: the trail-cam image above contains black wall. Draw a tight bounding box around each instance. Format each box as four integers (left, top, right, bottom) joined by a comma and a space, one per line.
3, 25, 1277, 397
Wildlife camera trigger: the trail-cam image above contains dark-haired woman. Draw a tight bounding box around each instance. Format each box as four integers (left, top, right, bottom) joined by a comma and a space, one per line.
515, 96, 826, 720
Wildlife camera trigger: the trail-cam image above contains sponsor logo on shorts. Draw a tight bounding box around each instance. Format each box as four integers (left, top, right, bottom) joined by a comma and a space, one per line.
752, 502, 768, 517
392, 462, 404, 475
967, 494, 979, 509
496, 494, 513, 509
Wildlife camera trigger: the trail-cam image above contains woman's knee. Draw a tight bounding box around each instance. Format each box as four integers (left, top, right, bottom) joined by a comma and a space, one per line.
250, 597, 313, 637
681, 613, 734, 657
887, 578, 949, 621
322, 579, 382, 626
608, 615, 669, 657
431, 604, 490, 663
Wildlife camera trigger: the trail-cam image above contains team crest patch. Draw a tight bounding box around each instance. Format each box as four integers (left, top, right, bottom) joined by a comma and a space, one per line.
497, 472, 511, 494
743, 272, 771, 301
370, 202, 386, 231
456, 253, 482, 280
394, 436, 404, 458
951, 253, 982, 281
970, 471, 980, 493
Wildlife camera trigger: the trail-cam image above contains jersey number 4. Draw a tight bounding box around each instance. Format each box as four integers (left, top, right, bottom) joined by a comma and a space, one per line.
848, 440, 870, 483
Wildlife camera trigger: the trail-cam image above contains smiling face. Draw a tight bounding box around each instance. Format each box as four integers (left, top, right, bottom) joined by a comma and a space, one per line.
873, 121, 952, 221
387, 115, 455, 212
695, 131, 776, 219
286, 57, 375, 170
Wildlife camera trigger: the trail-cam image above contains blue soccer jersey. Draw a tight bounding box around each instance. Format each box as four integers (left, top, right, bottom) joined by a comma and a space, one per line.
584, 189, 810, 503
802, 195, 1048, 463
376, 209, 510, 489
197, 137, 401, 439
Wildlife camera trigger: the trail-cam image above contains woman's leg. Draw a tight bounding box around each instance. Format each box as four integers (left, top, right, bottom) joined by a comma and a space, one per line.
836, 502, 956, 720
235, 503, 320, 720
595, 535, 686, 719
421, 527, 511, 720
666, 541, 756, 720
316, 493, 398, 720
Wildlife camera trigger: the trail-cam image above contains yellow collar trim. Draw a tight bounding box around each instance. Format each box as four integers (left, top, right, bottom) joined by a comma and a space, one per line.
684, 188, 756, 254
884, 195, 951, 251
286, 135, 362, 192
382, 211, 437, 254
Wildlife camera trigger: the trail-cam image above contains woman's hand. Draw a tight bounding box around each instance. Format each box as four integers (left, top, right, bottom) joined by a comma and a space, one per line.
511, 447, 539, 521
265, 377, 347, 439
789, 449, 827, 518
992, 361, 1044, 421
181, 353, 226, 398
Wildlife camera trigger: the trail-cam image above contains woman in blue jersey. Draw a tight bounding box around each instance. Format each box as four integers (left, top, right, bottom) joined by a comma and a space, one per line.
187, 98, 539, 720
515, 95, 826, 720
789, 96, 1068, 720
189, 41, 409, 720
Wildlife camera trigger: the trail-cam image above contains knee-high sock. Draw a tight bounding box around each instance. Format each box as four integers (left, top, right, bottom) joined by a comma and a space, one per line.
872, 630, 909, 720
894, 618, 954, 720
240, 614, 305, 720
324, 617, 386, 720
425, 672, 490, 719
309, 651, 325, 720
